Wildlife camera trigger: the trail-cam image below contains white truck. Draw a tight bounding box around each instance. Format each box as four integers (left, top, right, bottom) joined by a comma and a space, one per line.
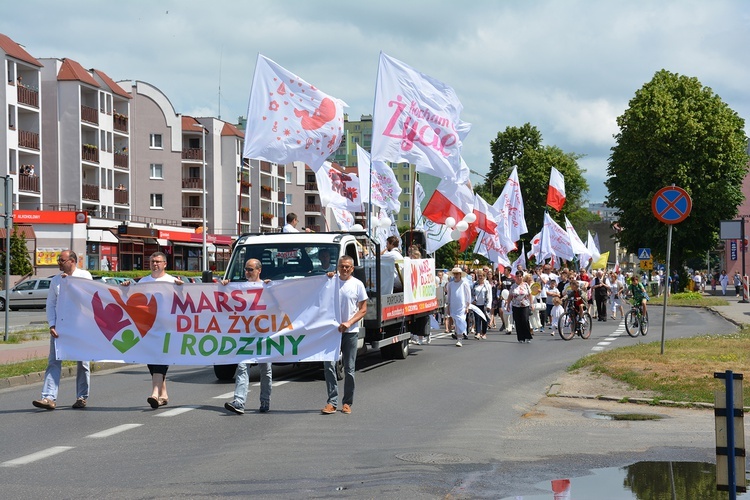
213, 230, 442, 380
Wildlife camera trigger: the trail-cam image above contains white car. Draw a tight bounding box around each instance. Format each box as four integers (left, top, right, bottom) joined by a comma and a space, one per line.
0, 278, 52, 311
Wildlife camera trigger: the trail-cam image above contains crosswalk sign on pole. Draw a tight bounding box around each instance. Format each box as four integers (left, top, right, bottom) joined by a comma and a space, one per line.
638, 248, 651, 260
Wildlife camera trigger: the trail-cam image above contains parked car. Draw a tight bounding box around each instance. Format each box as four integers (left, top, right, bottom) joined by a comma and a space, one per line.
0, 278, 52, 311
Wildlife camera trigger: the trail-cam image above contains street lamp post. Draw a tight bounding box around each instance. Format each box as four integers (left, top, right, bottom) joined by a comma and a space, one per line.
469, 169, 495, 198
193, 123, 208, 272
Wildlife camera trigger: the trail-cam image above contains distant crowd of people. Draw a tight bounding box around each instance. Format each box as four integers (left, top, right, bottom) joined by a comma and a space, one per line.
20, 165, 35, 176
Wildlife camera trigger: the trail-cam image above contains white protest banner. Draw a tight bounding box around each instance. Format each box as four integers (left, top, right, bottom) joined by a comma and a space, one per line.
388, 258, 438, 320
54, 276, 340, 364
243, 55, 347, 171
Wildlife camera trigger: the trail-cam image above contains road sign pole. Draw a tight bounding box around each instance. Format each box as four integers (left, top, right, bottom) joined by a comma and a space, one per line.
740, 217, 747, 303
661, 224, 671, 355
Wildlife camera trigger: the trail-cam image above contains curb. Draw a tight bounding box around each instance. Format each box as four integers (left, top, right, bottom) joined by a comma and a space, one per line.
547, 389, 747, 411
0, 362, 134, 390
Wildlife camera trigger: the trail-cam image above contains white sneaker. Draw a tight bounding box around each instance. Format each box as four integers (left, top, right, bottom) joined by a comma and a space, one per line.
455, 341, 462, 347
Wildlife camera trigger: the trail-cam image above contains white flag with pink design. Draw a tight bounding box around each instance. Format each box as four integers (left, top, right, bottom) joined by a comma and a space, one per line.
371, 52, 471, 181
356, 144, 402, 213
331, 207, 354, 231
315, 162, 364, 212
243, 54, 347, 171
493, 166, 527, 243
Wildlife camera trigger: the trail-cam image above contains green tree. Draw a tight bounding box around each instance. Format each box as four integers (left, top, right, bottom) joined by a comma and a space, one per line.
606, 70, 749, 287
0, 227, 34, 276
488, 124, 591, 249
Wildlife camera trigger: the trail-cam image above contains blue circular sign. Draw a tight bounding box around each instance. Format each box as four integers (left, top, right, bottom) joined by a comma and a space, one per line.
652, 186, 692, 224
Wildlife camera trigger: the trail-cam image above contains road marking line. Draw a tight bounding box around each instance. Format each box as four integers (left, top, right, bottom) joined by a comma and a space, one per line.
1, 446, 73, 467
87, 424, 143, 439
591, 346, 605, 351
252, 380, 288, 387
154, 406, 200, 417
214, 392, 236, 399
604, 337, 617, 341
597, 342, 611, 346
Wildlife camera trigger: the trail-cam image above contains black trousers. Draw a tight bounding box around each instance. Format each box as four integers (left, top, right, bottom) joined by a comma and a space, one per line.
512, 306, 532, 341
595, 295, 608, 320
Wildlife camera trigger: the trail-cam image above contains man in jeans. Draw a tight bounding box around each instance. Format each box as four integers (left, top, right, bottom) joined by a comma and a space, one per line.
223, 258, 273, 414
321, 256, 367, 415
33, 250, 93, 410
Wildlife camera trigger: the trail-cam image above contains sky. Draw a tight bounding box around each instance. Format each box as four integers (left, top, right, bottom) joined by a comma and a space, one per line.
3, 0, 749, 204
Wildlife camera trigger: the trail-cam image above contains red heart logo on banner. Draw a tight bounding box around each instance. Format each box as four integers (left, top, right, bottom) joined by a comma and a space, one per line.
92, 292, 131, 341
110, 290, 158, 338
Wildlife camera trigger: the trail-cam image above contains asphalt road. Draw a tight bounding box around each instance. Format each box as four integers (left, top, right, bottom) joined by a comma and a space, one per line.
0, 306, 737, 498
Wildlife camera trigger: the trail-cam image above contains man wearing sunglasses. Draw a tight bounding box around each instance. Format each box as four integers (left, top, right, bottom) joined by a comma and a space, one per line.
33, 250, 93, 410
224, 259, 273, 414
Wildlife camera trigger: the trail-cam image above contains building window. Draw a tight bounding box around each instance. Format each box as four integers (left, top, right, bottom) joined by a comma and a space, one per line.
402, 174, 409, 181
149, 133, 163, 149
150, 193, 163, 209
403, 200, 410, 208
150, 163, 163, 179
403, 187, 410, 194
286, 172, 292, 184
286, 194, 292, 205
403, 213, 409, 221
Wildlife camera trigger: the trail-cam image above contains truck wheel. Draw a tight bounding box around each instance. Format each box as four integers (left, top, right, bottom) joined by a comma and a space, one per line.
393, 339, 409, 360
213, 364, 237, 381
380, 345, 394, 360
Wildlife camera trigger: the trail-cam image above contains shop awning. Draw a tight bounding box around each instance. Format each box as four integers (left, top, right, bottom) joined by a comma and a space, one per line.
157, 238, 169, 246
171, 241, 204, 248
87, 229, 118, 243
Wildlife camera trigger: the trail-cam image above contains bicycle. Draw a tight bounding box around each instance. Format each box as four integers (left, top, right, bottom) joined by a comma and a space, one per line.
625, 301, 649, 337
558, 303, 592, 341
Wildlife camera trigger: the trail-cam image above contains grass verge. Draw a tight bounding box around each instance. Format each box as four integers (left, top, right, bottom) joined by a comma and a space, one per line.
569, 325, 750, 407
0, 359, 75, 379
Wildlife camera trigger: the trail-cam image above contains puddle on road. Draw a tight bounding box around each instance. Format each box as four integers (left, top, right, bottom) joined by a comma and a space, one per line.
502, 461, 750, 499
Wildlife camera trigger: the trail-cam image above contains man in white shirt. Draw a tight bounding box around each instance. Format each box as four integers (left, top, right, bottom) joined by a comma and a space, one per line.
33, 250, 93, 410
282, 212, 311, 233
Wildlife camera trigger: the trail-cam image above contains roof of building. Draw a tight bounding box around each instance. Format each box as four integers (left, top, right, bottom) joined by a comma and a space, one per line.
0, 33, 42, 67
92, 69, 131, 99
221, 122, 244, 138
182, 115, 205, 133
57, 58, 100, 88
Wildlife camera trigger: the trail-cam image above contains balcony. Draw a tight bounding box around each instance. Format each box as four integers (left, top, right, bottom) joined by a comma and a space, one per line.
308, 225, 321, 232
82, 145, 99, 163
182, 206, 203, 219
82, 184, 99, 201
305, 203, 321, 213
18, 174, 40, 193
182, 148, 202, 161
305, 182, 318, 191
260, 162, 272, 173
240, 210, 250, 222
114, 189, 129, 205
113, 113, 128, 132
114, 153, 129, 170
278, 191, 285, 202
17, 85, 39, 108
260, 187, 272, 200
182, 177, 203, 190
19, 130, 40, 150
277, 165, 285, 176
261, 216, 273, 226
81, 105, 98, 125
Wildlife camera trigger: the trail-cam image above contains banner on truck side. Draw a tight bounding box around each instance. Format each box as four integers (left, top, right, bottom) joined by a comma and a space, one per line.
382, 258, 438, 320
54, 276, 340, 365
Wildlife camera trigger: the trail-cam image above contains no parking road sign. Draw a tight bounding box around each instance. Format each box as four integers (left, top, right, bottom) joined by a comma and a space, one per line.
652, 186, 692, 224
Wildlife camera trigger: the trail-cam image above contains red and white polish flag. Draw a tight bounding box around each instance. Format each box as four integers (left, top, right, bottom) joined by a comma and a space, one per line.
546, 166, 566, 211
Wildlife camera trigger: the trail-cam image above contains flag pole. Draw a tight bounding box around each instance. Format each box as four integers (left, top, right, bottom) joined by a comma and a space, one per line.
410, 170, 417, 232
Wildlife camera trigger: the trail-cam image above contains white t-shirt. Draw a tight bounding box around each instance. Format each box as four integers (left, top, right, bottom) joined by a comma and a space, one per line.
282, 223, 298, 233
379, 248, 402, 295
335, 276, 368, 333
138, 273, 178, 283
447, 278, 471, 318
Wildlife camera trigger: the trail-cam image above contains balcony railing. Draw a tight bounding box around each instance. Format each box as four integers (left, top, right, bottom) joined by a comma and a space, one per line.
81, 105, 98, 125
260, 188, 272, 200
82, 184, 99, 201
182, 206, 202, 219
278, 191, 285, 202
113, 114, 128, 132
18, 174, 40, 193
260, 162, 272, 173
261, 216, 273, 226
17, 86, 39, 108
240, 211, 250, 222
182, 148, 202, 160
305, 182, 317, 191
182, 177, 203, 190
114, 189, 129, 205
114, 153, 128, 170
308, 225, 321, 233
19, 130, 40, 150
305, 204, 321, 212
82, 145, 99, 163
277, 165, 285, 176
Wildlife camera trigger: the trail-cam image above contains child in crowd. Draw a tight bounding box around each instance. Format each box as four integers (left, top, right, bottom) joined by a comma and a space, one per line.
550, 296, 564, 336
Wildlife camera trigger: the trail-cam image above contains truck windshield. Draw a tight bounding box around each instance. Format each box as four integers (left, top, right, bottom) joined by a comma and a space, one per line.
225, 244, 340, 282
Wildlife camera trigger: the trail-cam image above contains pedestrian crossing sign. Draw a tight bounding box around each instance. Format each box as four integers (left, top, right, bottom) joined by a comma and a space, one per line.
637, 248, 651, 260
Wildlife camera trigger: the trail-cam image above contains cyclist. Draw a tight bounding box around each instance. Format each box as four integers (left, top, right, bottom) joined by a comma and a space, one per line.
562, 279, 587, 324
627, 274, 649, 317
